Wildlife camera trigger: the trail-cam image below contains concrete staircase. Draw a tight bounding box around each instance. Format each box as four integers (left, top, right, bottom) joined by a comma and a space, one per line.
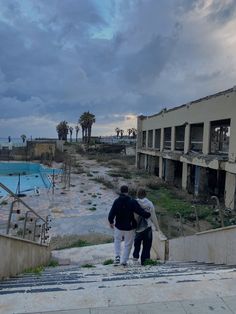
1, 260, 236, 313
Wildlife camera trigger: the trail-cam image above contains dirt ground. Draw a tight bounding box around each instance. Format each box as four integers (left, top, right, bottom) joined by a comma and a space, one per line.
0, 145, 223, 248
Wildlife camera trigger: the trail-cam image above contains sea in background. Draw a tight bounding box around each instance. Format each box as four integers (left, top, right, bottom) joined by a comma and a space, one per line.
0, 137, 22, 143
0, 137, 26, 147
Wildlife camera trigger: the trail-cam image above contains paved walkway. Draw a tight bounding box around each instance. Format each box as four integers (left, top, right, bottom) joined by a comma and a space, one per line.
18, 297, 236, 314
1, 244, 236, 314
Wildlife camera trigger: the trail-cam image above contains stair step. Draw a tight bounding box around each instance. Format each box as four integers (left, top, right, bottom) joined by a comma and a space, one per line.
1, 262, 235, 296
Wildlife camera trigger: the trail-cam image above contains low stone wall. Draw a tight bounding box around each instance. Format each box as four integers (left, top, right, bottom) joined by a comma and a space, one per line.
0, 234, 51, 279
151, 230, 168, 261
169, 225, 236, 265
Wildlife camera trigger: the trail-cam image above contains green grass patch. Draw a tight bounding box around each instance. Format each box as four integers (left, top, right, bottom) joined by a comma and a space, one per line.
143, 259, 160, 266
92, 176, 115, 189
88, 207, 97, 211
103, 259, 114, 265
24, 265, 44, 274
47, 260, 59, 267
0, 200, 8, 205
107, 170, 132, 180
81, 263, 95, 268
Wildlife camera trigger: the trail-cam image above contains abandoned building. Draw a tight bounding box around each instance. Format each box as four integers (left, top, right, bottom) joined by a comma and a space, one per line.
136, 86, 236, 210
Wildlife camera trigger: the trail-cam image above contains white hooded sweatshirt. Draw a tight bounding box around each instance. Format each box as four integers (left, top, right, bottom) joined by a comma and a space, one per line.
135, 197, 159, 233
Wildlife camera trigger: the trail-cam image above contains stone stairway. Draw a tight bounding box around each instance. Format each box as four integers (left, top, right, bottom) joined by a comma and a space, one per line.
1, 260, 236, 313
0, 262, 235, 296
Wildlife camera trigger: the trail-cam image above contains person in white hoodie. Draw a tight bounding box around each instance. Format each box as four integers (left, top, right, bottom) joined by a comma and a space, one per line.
132, 187, 160, 265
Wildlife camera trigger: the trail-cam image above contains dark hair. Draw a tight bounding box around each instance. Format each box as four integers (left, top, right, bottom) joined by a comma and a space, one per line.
120, 185, 128, 194
137, 187, 146, 199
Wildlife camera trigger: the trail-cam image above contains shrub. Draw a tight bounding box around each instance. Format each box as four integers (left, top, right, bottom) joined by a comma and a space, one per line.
103, 259, 114, 265
81, 264, 95, 268
143, 259, 160, 266
92, 176, 115, 189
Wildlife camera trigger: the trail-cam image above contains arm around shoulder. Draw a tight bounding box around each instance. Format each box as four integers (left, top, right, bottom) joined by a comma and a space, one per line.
133, 200, 151, 218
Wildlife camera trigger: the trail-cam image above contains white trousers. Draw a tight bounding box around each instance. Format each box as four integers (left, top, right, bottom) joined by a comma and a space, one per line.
114, 227, 135, 264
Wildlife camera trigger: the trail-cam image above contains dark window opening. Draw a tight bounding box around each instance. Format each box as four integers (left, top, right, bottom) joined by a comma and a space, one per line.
174, 161, 182, 188
207, 169, 225, 200
148, 130, 153, 148
164, 127, 171, 150
138, 153, 145, 169
175, 126, 185, 151
155, 129, 161, 150
190, 123, 203, 152
210, 119, 230, 154
142, 131, 146, 147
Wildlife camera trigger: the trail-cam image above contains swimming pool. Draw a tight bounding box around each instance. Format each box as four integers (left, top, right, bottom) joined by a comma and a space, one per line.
0, 162, 61, 197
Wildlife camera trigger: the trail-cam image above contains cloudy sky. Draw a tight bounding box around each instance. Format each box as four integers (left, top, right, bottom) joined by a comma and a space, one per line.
0, 0, 236, 139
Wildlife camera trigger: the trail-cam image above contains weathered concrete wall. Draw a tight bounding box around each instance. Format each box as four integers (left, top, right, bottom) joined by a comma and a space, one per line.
136, 88, 236, 209
225, 172, 236, 209
0, 234, 51, 279
27, 141, 56, 159
151, 230, 168, 261
169, 225, 236, 265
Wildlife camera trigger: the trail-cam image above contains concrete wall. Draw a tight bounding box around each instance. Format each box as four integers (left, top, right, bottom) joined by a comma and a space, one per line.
151, 230, 168, 261
27, 141, 56, 159
0, 234, 51, 279
168, 225, 236, 265
136, 87, 236, 209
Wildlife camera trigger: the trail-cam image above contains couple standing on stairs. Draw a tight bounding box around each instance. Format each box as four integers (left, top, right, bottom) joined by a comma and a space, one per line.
108, 185, 160, 266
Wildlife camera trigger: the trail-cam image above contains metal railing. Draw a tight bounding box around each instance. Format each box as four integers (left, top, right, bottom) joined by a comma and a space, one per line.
0, 182, 51, 244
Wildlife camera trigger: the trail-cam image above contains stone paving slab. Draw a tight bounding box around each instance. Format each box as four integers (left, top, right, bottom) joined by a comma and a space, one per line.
181, 297, 234, 313
16, 297, 236, 314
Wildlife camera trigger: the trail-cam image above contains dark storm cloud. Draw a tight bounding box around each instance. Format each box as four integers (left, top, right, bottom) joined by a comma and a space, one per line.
208, 0, 236, 24
0, 0, 236, 137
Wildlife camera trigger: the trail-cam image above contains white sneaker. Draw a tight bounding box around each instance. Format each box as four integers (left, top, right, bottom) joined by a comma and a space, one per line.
114, 256, 120, 266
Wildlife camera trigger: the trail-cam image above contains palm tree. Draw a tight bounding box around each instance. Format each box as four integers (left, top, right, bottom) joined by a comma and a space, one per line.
21, 134, 27, 143
120, 129, 124, 138
115, 127, 120, 138
56, 121, 69, 141
69, 126, 73, 142
75, 125, 80, 142
132, 128, 137, 139
79, 111, 96, 143
127, 128, 132, 137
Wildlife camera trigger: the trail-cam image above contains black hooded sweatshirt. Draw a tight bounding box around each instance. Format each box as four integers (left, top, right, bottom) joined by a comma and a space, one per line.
108, 194, 151, 231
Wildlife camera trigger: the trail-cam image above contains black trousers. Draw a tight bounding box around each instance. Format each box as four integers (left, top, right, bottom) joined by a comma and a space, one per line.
133, 227, 152, 265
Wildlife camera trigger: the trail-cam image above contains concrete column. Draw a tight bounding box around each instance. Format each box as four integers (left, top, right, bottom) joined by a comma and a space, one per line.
144, 154, 148, 170
135, 152, 139, 168
202, 121, 210, 155
229, 117, 236, 162
184, 123, 190, 154
171, 126, 175, 151
160, 128, 164, 151
152, 130, 155, 149
182, 162, 188, 190
159, 157, 163, 179
199, 167, 208, 195
165, 159, 175, 184
225, 172, 236, 209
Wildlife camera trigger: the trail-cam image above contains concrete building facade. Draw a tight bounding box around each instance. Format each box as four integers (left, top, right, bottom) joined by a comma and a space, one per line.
136, 87, 236, 209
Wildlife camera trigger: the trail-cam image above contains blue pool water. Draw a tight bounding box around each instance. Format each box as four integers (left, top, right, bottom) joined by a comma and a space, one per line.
0, 162, 61, 197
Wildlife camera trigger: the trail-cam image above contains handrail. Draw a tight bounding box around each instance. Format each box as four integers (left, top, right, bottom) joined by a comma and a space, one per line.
0, 182, 46, 223
0, 181, 50, 244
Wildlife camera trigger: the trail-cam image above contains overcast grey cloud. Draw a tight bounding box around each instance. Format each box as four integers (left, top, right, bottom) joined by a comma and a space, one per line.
0, 0, 236, 138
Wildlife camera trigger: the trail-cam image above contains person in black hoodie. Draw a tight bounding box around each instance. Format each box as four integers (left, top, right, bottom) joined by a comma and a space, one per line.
108, 185, 151, 266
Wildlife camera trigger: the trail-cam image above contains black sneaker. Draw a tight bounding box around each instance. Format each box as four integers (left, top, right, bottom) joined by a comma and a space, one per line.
114, 256, 120, 266
121, 262, 127, 267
